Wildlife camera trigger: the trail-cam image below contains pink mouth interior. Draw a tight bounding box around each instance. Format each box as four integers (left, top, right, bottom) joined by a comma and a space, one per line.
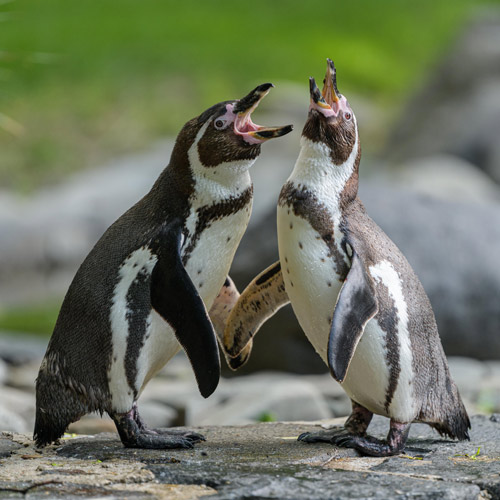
235, 113, 261, 134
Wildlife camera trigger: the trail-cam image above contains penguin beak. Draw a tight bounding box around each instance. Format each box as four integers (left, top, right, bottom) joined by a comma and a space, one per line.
322, 58, 340, 110
233, 83, 293, 144
309, 59, 342, 117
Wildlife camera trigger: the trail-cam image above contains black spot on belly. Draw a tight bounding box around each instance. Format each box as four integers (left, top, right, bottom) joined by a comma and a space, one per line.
199, 282, 204, 288
298, 242, 303, 249
290, 222, 293, 229
124, 267, 152, 397
227, 236, 231, 242
278, 182, 349, 280
327, 281, 332, 287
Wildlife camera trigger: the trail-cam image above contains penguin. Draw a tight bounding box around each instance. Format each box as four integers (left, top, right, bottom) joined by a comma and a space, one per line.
34, 83, 293, 449
223, 60, 470, 457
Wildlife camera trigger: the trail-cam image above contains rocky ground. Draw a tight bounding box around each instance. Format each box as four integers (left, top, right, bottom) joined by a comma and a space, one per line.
0, 415, 499, 499
1, 332, 498, 500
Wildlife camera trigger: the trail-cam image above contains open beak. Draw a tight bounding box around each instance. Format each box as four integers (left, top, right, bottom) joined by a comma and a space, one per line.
233, 83, 293, 144
322, 58, 340, 111
310, 58, 343, 116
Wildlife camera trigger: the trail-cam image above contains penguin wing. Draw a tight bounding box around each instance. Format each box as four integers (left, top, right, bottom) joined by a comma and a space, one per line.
223, 261, 289, 366
150, 221, 220, 398
208, 276, 253, 371
328, 245, 378, 383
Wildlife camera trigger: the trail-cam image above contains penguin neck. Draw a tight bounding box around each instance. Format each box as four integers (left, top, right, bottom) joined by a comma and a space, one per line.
290, 132, 360, 209
187, 121, 254, 207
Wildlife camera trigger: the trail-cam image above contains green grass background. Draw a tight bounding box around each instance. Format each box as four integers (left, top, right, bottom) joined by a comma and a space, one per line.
2, 0, 495, 192
0, 0, 497, 333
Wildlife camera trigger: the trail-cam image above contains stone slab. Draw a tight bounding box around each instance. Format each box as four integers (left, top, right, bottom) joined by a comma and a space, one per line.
0, 415, 498, 499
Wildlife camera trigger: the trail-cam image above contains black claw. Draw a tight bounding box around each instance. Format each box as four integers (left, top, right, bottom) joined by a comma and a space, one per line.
112, 408, 203, 450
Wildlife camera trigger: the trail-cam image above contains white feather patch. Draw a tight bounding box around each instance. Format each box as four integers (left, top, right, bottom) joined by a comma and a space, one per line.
369, 259, 415, 421
108, 247, 157, 412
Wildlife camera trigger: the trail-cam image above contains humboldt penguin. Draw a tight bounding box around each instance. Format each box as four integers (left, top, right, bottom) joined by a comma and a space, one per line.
223, 61, 470, 457
34, 84, 292, 449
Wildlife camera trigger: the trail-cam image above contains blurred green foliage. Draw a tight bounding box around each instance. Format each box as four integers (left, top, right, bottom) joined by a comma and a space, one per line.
0, 301, 59, 335
257, 411, 277, 423
0, 0, 495, 191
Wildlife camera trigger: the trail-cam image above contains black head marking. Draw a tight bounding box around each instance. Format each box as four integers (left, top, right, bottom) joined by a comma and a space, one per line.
197, 120, 261, 167
304, 61, 358, 166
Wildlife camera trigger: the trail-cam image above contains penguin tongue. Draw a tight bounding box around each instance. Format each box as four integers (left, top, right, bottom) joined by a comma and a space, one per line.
234, 83, 293, 144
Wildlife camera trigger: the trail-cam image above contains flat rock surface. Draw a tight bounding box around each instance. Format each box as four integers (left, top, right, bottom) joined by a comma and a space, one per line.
0, 415, 499, 499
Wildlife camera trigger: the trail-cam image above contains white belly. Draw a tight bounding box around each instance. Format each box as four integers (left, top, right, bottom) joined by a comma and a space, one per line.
277, 207, 415, 420
109, 208, 250, 411
184, 207, 250, 306
277, 206, 343, 363
341, 320, 391, 416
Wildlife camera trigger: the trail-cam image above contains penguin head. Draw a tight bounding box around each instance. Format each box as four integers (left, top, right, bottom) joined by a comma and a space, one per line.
303, 59, 358, 165
179, 84, 293, 174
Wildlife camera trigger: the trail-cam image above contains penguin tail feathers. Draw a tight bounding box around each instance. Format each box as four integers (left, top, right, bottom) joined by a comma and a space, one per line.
429, 399, 471, 441
34, 362, 95, 447
34, 408, 69, 448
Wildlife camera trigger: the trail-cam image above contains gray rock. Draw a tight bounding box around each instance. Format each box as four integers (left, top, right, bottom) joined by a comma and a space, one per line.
447, 357, 490, 401
141, 371, 332, 426
6, 359, 39, 392
194, 373, 332, 425
134, 400, 177, 429
0, 436, 21, 458
0, 406, 28, 433
1, 386, 36, 432
361, 185, 500, 361
47, 415, 499, 499
386, 9, 500, 185
0, 333, 47, 366
0, 358, 7, 386
390, 154, 500, 204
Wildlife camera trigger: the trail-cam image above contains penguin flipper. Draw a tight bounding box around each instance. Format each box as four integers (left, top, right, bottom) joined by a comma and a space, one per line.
208, 276, 253, 370
328, 248, 378, 383
150, 222, 220, 399
223, 261, 289, 362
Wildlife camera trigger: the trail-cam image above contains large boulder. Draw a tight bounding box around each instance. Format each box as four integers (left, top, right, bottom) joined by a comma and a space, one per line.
386, 9, 500, 184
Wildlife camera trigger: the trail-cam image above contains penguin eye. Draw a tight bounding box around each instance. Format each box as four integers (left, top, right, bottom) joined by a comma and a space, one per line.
343, 111, 352, 121
214, 118, 229, 130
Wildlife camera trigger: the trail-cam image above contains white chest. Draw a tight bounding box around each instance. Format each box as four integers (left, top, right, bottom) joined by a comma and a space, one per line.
183, 201, 252, 306
277, 204, 343, 363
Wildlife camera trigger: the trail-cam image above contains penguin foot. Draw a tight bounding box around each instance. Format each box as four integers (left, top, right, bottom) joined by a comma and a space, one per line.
112, 409, 202, 449
145, 428, 206, 443
298, 427, 350, 444
123, 402, 206, 444
298, 420, 411, 457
